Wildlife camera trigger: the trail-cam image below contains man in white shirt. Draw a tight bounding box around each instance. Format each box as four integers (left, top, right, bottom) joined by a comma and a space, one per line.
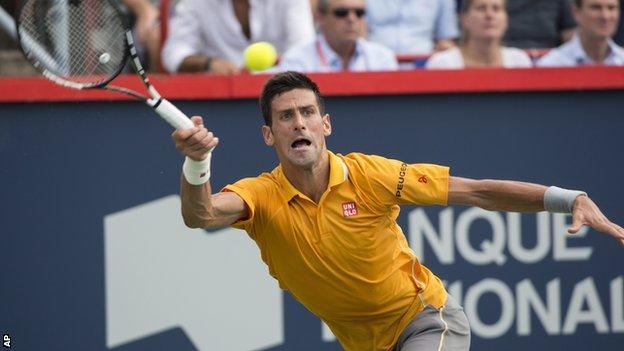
162, 0, 315, 74
279, 0, 398, 72
538, 0, 624, 67
365, 0, 459, 55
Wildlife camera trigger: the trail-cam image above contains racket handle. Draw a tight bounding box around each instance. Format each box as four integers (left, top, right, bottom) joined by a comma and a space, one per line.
153, 99, 195, 130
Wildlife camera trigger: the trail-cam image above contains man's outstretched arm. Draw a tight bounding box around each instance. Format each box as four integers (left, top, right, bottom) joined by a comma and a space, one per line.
172, 116, 248, 229
448, 177, 624, 247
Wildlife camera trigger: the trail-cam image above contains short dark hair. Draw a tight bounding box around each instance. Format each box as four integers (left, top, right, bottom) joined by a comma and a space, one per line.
259, 71, 325, 126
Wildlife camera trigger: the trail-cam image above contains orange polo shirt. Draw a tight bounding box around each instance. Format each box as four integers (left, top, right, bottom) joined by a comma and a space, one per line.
223, 151, 449, 351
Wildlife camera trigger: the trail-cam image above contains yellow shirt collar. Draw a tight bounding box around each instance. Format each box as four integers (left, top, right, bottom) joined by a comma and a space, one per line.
276, 150, 348, 202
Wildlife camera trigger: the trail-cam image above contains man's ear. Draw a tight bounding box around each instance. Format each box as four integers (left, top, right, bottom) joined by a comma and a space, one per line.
262, 125, 274, 146
322, 114, 332, 136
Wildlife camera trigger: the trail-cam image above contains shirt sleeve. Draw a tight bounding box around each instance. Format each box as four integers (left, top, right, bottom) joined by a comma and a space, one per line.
347, 154, 450, 208
425, 49, 461, 69
506, 48, 534, 68
378, 45, 399, 70
221, 177, 267, 239
536, 49, 570, 67
434, 0, 460, 41
425, 54, 450, 69
161, 0, 205, 73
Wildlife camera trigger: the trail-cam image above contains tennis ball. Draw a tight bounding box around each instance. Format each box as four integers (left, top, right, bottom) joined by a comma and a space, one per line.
244, 42, 277, 71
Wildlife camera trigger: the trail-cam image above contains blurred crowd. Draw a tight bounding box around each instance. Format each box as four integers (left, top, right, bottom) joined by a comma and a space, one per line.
1, 0, 623, 76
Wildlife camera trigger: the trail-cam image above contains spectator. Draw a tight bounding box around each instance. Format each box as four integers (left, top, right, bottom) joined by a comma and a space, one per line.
504, 0, 576, 49
279, 0, 398, 72
121, 0, 162, 71
366, 0, 459, 55
162, 0, 315, 74
426, 0, 532, 69
537, 0, 624, 67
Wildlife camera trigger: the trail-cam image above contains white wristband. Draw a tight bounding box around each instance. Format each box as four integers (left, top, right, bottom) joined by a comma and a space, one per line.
543, 186, 587, 213
182, 153, 212, 185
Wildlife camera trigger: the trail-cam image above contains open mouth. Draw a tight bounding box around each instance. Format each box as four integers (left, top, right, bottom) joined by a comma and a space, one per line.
291, 138, 312, 149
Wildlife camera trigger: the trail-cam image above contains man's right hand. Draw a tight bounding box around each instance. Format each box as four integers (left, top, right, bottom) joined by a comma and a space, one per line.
174, 116, 247, 229
171, 116, 219, 161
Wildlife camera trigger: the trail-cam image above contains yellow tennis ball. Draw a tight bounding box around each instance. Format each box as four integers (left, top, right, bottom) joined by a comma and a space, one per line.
244, 42, 278, 71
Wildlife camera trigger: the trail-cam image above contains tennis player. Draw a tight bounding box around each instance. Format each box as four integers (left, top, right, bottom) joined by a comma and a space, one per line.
171, 71, 624, 351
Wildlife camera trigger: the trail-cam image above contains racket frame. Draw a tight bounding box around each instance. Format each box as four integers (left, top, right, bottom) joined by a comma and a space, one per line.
16, 0, 130, 90
16, 0, 193, 129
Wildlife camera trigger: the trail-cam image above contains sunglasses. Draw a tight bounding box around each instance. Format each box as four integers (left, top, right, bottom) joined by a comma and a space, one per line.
332, 7, 366, 18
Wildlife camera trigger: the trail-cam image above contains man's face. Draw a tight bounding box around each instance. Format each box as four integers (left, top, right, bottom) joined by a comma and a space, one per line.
318, 0, 366, 47
262, 89, 331, 170
574, 0, 620, 40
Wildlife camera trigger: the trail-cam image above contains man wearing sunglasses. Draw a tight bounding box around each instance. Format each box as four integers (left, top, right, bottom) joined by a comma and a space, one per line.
279, 0, 398, 72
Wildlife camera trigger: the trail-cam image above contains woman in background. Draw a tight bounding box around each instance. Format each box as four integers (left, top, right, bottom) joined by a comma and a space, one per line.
426, 0, 532, 69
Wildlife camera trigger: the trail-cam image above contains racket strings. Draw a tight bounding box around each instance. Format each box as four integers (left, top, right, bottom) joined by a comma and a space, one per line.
19, 0, 127, 87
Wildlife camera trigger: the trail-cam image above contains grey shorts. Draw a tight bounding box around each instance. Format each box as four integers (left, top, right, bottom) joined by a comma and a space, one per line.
393, 295, 471, 351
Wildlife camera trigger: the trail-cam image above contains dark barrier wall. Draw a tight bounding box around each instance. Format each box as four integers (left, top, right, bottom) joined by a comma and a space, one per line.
2, 90, 623, 350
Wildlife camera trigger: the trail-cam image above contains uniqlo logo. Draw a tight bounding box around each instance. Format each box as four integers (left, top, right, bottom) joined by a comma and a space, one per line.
342, 202, 358, 217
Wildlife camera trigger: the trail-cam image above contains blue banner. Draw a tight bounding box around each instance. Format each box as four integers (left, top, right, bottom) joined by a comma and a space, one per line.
1, 91, 623, 350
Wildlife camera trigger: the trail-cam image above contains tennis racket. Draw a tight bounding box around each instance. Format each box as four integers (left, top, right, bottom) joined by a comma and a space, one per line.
16, 0, 193, 130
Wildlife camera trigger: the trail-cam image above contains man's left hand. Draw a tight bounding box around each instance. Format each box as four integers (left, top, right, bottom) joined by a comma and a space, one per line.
568, 195, 624, 247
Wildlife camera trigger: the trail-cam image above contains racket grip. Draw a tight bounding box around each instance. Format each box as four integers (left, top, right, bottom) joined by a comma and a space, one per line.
153, 99, 195, 129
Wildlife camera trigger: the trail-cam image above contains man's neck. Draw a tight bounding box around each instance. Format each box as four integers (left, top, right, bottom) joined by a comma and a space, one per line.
325, 37, 357, 69
462, 39, 502, 67
579, 31, 611, 63
281, 151, 330, 203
